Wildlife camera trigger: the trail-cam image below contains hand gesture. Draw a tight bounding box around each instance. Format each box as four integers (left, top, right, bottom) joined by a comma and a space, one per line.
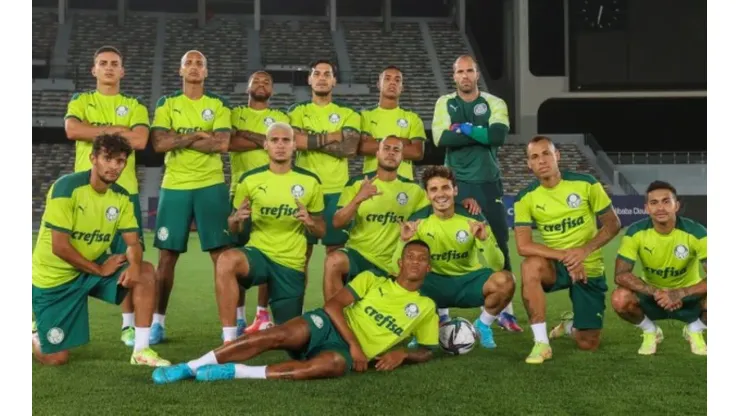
100, 254, 127, 277
562, 247, 589, 270
356, 176, 382, 202
468, 220, 488, 241
461, 197, 481, 215
350, 343, 368, 372
654, 290, 684, 312
400, 220, 420, 242
567, 262, 588, 284
233, 198, 252, 221
294, 198, 314, 227
375, 350, 408, 372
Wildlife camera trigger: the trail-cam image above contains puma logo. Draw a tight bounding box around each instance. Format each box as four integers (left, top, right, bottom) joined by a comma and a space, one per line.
87, 103, 96, 108
426, 232, 435, 239
257, 185, 268, 194
173, 109, 182, 114
536, 204, 546, 211
644, 247, 654, 255
77, 205, 86, 213
449, 104, 458, 111
378, 288, 384, 297
371, 121, 378, 125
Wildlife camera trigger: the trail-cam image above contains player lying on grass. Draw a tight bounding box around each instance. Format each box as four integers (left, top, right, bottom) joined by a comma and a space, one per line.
514, 136, 621, 364
214, 122, 325, 342
400, 166, 515, 349
32, 134, 170, 367
611, 181, 707, 356
152, 240, 439, 383
323, 135, 430, 300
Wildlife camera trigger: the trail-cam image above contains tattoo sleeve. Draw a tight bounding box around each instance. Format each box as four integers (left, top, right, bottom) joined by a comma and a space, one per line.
317, 127, 361, 158
239, 130, 266, 147
614, 258, 656, 295
189, 131, 230, 154
151, 130, 196, 153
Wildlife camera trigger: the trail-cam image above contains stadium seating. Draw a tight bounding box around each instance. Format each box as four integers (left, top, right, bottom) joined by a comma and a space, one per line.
32, 11, 59, 60
32, 143, 75, 224
33, 90, 74, 117
261, 20, 336, 67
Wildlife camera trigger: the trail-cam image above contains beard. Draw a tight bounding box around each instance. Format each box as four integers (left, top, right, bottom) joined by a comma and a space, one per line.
313, 89, 331, 97
378, 160, 399, 172
249, 90, 270, 102
96, 171, 117, 185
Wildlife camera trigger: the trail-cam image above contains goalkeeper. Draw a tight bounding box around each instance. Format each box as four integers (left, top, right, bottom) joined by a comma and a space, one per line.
431, 55, 520, 332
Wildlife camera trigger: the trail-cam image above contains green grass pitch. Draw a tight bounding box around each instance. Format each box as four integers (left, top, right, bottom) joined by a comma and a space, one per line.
32, 231, 707, 416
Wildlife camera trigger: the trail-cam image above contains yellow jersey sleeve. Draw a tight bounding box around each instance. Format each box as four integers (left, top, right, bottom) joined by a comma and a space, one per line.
232, 177, 250, 210
44, 186, 74, 233
152, 96, 172, 130
347, 271, 376, 300
409, 112, 427, 140
360, 110, 372, 135
589, 182, 613, 216
306, 181, 325, 215
343, 107, 362, 132
413, 304, 440, 348
118, 197, 139, 233
477, 228, 505, 271
337, 181, 359, 208
513, 195, 533, 227
617, 233, 640, 264
65, 93, 86, 121
483, 93, 510, 128
431, 96, 451, 146
131, 101, 150, 129
412, 189, 430, 212
275, 110, 291, 124
288, 105, 304, 130
213, 101, 232, 132
230, 106, 242, 130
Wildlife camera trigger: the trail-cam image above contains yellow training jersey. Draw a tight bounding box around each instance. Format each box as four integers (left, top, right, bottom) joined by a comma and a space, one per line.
514, 171, 613, 277
338, 173, 429, 274
32, 171, 139, 289
397, 205, 504, 276
65, 90, 150, 194
229, 105, 290, 195
152, 90, 232, 190
360, 106, 426, 179
345, 271, 439, 359
617, 217, 707, 289
287, 100, 361, 194
232, 166, 324, 272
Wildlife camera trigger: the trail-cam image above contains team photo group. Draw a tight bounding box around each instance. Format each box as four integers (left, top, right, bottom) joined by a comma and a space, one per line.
31, 46, 708, 383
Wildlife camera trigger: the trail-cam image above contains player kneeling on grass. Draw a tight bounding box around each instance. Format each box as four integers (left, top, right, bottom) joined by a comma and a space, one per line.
612, 181, 707, 356
32, 134, 170, 367
152, 240, 439, 383
513, 136, 621, 364
399, 166, 515, 350
215, 122, 325, 342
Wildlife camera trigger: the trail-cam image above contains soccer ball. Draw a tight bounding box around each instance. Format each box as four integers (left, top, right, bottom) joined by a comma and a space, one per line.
439, 317, 478, 355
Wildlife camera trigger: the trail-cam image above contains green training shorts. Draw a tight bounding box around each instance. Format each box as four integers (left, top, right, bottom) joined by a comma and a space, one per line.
340, 247, 384, 284
637, 293, 704, 323
546, 261, 608, 330
420, 268, 492, 309
294, 308, 353, 374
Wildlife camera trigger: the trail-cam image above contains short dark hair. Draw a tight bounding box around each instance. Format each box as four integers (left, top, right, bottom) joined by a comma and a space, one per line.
525, 135, 556, 155
646, 180, 678, 200
309, 59, 337, 76
93, 46, 123, 64
422, 166, 457, 190
402, 239, 431, 256
249, 70, 272, 81
92, 133, 133, 158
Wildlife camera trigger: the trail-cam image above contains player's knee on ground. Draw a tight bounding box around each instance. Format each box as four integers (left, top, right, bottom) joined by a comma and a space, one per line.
574, 330, 601, 351
487, 271, 515, 298
610, 287, 639, 313
36, 350, 69, 366
216, 249, 248, 280
305, 352, 347, 379
520, 256, 549, 284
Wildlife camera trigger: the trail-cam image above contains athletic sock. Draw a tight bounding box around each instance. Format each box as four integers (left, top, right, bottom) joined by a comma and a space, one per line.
437, 308, 449, 317
234, 364, 267, 379
187, 351, 217, 373
133, 327, 150, 353
479, 309, 497, 326
236, 307, 246, 321
688, 318, 707, 333
222, 327, 238, 342
153, 313, 166, 327
531, 323, 549, 344
122, 313, 134, 329
637, 316, 657, 333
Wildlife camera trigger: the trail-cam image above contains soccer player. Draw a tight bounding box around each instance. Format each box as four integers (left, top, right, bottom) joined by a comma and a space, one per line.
151, 240, 438, 383
287, 60, 362, 276
229, 70, 290, 334
32, 134, 169, 367
611, 181, 707, 355
149, 50, 233, 344
214, 122, 325, 343
513, 136, 621, 364
431, 54, 521, 332
358, 66, 426, 180
323, 136, 429, 301
64, 45, 150, 346
400, 166, 515, 349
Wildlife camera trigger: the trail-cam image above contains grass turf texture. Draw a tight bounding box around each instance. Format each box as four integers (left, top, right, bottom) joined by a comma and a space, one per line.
32, 231, 707, 416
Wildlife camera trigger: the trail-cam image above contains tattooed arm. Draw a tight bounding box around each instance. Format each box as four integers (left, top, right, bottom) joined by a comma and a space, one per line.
661, 262, 707, 305
150, 129, 205, 153
229, 130, 266, 151
188, 131, 230, 154
614, 257, 657, 295
294, 128, 361, 157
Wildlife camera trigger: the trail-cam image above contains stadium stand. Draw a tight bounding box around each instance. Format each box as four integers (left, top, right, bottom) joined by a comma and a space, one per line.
261, 20, 336, 67
32, 143, 75, 222
32, 10, 58, 60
